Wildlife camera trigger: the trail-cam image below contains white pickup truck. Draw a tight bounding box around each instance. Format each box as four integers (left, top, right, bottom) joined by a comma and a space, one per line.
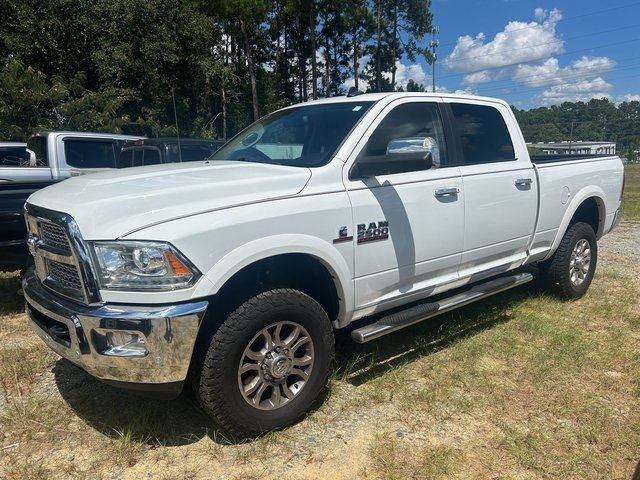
22, 93, 624, 438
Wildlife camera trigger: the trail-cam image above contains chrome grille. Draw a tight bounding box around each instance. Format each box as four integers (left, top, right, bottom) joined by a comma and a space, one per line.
25, 206, 99, 304
39, 221, 71, 254
47, 260, 83, 291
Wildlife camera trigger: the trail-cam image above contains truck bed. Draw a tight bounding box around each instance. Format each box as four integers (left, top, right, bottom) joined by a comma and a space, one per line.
530, 154, 614, 164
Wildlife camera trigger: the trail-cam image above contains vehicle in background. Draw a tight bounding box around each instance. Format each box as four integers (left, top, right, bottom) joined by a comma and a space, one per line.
0, 132, 142, 271
0, 142, 27, 169
117, 138, 225, 168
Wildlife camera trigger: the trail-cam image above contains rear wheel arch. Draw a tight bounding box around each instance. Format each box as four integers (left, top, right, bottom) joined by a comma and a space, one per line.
569, 196, 604, 237
547, 190, 606, 260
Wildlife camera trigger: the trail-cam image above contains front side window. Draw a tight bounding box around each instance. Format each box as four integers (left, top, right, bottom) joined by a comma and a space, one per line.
450, 103, 515, 165
210, 102, 374, 167
352, 102, 447, 177
64, 140, 116, 169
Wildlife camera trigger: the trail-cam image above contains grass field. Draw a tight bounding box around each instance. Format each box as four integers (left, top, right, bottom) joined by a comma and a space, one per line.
0, 167, 638, 479
623, 164, 640, 221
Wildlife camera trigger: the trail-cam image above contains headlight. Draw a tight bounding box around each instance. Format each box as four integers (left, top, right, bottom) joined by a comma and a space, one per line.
91, 241, 199, 291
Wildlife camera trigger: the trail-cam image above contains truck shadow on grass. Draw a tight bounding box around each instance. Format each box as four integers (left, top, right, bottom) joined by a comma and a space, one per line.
335, 287, 533, 386
52, 284, 539, 446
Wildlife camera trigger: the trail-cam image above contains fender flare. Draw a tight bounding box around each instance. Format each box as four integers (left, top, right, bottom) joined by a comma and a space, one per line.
545, 185, 606, 260
192, 234, 353, 324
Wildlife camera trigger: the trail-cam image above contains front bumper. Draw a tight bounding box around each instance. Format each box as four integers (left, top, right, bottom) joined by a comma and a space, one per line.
23, 269, 208, 397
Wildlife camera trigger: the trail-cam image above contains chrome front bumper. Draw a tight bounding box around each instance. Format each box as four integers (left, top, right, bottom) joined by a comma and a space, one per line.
23, 269, 208, 395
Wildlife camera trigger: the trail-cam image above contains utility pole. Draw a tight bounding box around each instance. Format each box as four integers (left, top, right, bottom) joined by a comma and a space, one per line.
429, 26, 439, 93
569, 121, 574, 154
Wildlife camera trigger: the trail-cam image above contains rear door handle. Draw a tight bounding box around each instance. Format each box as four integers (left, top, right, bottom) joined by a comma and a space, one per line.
434, 187, 460, 197
515, 178, 533, 187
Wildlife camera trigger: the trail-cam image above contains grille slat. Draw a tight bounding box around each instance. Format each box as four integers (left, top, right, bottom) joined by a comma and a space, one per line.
47, 260, 83, 291
39, 221, 71, 254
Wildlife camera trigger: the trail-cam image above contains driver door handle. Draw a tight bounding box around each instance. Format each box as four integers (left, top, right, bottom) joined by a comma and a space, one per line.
434, 187, 460, 197
515, 178, 533, 187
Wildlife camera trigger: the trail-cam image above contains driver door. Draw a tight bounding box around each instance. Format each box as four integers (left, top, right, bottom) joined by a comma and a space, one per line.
344, 99, 464, 316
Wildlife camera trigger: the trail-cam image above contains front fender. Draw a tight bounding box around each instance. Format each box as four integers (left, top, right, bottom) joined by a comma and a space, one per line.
191, 234, 354, 325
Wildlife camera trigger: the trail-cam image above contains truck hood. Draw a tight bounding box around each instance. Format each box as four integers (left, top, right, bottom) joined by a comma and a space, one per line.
27, 161, 312, 239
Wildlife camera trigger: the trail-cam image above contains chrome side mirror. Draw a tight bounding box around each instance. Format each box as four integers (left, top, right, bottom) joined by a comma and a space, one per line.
386, 136, 439, 168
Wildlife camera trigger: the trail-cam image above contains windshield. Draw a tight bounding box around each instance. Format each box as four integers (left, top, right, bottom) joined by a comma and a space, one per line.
209, 101, 374, 167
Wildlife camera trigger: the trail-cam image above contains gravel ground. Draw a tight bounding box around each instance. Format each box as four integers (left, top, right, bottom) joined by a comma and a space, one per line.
598, 220, 639, 280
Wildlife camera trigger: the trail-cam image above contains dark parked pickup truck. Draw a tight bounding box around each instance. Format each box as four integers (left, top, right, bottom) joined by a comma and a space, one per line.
116, 138, 225, 168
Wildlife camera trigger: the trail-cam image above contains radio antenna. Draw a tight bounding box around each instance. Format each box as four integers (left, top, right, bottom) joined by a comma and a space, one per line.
171, 88, 183, 163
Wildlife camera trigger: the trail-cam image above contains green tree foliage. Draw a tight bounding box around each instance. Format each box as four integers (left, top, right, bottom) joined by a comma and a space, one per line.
1, 0, 638, 159
0, 0, 429, 141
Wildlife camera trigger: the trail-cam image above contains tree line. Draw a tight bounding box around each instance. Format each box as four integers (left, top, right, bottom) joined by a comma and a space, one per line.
0, 0, 432, 141
1, 1, 638, 160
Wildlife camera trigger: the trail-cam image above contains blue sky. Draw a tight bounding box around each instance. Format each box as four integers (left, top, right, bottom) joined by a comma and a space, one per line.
399, 0, 640, 108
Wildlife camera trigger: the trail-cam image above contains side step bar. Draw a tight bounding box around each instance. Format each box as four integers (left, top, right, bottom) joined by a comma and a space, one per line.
351, 272, 533, 343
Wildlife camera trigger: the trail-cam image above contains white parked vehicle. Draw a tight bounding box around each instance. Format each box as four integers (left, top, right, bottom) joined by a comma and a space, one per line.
15, 131, 144, 183
23, 93, 624, 438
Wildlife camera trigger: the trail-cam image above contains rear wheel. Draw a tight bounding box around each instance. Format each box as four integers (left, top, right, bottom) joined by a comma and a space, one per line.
195, 288, 334, 439
541, 222, 597, 299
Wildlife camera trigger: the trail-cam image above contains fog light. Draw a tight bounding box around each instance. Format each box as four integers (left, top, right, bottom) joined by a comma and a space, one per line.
103, 331, 148, 357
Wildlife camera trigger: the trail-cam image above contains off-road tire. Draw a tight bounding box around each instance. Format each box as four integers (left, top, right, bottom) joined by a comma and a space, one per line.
541, 221, 597, 300
195, 288, 334, 439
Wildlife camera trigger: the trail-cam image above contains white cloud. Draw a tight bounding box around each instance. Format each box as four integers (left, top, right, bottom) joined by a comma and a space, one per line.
462, 69, 503, 86
536, 77, 612, 105
343, 60, 432, 92
445, 8, 563, 77
617, 94, 640, 103
512, 55, 615, 88
383, 61, 431, 88
436, 85, 476, 94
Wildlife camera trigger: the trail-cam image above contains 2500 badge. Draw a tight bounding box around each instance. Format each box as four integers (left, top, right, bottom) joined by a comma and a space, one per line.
357, 221, 389, 244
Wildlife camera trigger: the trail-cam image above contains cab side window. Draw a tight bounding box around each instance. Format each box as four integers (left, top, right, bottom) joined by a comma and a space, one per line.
352, 102, 447, 178
450, 103, 515, 165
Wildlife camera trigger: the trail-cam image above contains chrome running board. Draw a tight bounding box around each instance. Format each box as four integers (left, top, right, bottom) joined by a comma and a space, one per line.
351, 272, 533, 343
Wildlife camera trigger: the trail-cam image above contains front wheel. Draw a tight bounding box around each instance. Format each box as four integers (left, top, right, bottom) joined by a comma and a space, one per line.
541, 221, 598, 299
195, 288, 335, 439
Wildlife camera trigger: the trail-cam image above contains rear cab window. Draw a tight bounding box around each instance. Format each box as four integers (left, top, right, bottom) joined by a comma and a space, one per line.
64, 139, 116, 169
449, 103, 515, 165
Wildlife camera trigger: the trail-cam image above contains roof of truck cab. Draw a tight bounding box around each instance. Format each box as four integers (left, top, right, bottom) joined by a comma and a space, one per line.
33, 131, 144, 140
122, 137, 224, 145
286, 91, 510, 107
